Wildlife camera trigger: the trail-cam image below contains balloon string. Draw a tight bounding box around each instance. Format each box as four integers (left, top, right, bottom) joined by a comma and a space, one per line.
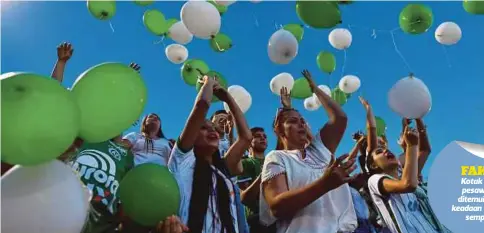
441, 45, 452, 68
341, 49, 348, 77
389, 30, 413, 73
109, 21, 115, 33
154, 35, 165, 45
253, 14, 259, 28
214, 40, 225, 52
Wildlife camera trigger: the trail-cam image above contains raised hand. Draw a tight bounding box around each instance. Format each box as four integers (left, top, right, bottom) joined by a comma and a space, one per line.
224, 113, 234, 135
57, 42, 74, 62
155, 215, 189, 233
301, 69, 317, 91
323, 153, 357, 191
358, 96, 371, 110
403, 126, 419, 146
198, 75, 218, 88
129, 63, 141, 73
280, 86, 292, 108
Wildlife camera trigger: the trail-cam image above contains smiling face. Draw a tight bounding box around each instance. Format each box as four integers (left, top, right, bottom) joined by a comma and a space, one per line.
194, 120, 220, 150
276, 110, 311, 149
371, 145, 399, 171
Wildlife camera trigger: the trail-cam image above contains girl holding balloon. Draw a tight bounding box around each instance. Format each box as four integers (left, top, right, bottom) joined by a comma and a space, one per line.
260, 69, 357, 233
168, 75, 252, 233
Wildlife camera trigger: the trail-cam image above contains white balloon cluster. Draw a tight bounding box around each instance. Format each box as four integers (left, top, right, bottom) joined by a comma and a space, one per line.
2, 160, 91, 233
165, 44, 189, 64
270, 72, 295, 95
224, 85, 252, 113
168, 21, 193, 45
388, 75, 432, 119
338, 75, 361, 94
329, 28, 353, 50
181, 1, 221, 39
268, 29, 299, 65
435, 21, 462, 45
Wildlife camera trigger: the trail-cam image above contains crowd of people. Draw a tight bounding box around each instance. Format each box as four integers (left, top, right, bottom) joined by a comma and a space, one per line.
1, 42, 451, 233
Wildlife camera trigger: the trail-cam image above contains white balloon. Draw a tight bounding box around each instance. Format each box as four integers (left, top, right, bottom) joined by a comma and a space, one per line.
270, 72, 295, 95
224, 85, 252, 113
312, 84, 331, 105
339, 75, 361, 94
435, 22, 462, 45
1, 161, 90, 233
304, 96, 320, 111
181, 1, 221, 39
388, 75, 432, 119
329, 28, 353, 50
268, 29, 298, 65
165, 44, 189, 64
168, 21, 193, 45
215, 0, 236, 6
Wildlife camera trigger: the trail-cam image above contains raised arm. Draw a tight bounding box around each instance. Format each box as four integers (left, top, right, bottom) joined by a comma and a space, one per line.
380, 126, 419, 194
302, 70, 347, 153
51, 43, 73, 83
280, 87, 292, 109
416, 118, 431, 175
178, 76, 217, 152
214, 87, 253, 176
359, 97, 377, 153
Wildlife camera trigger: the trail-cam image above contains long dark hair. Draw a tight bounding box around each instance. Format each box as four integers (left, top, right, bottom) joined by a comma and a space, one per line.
187, 150, 235, 233
140, 113, 165, 153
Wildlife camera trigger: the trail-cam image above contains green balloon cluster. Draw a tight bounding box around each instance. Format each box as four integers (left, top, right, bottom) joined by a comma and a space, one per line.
133, 0, 154, 6
399, 4, 433, 35
71, 63, 147, 143
1, 73, 80, 165
143, 9, 171, 36
210, 33, 233, 52
283, 24, 304, 42
195, 71, 228, 102
181, 59, 210, 86
316, 51, 336, 74
331, 87, 347, 106
463, 0, 484, 15
291, 78, 312, 99
296, 1, 341, 29
87, 0, 116, 20
119, 164, 181, 226
375, 116, 387, 137
208, 0, 228, 15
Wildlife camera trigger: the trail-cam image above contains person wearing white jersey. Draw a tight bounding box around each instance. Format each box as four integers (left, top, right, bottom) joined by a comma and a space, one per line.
260, 70, 357, 233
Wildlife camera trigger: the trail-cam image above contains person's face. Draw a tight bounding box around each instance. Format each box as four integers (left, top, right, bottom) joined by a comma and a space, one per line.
251, 130, 268, 152
212, 113, 228, 134
371, 144, 399, 171
278, 110, 310, 146
145, 114, 161, 131
194, 120, 220, 149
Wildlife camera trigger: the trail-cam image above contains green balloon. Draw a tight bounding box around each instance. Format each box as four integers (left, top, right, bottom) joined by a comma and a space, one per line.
134, 0, 154, 6
1, 73, 80, 165
316, 51, 336, 74
463, 0, 484, 15
291, 78, 312, 99
208, 0, 228, 15
87, 0, 116, 20
210, 33, 233, 52
399, 4, 433, 35
283, 24, 304, 42
71, 63, 147, 143
375, 116, 387, 137
296, 1, 341, 29
331, 87, 347, 106
181, 59, 210, 86
195, 71, 228, 103
143, 9, 168, 36
119, 164, 180, 226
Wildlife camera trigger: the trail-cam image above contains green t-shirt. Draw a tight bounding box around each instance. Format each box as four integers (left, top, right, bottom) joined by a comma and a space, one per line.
237, 157, 264, 217
71, 140, 134, 233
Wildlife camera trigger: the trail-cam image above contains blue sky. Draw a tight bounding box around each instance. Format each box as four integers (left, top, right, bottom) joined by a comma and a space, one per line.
2, 1, 483, 177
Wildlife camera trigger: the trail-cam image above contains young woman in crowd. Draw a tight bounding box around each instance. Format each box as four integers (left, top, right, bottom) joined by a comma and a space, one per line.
168, 75, 252, 233
260, 69, 357, 233
122, 113, 172, 167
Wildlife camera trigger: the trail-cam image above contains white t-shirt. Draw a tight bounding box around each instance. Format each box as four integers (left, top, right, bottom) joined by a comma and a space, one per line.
168, 143, 239, 233
259, 133, 357, 233
368, 174, 439, 233
123, 132, 172, 167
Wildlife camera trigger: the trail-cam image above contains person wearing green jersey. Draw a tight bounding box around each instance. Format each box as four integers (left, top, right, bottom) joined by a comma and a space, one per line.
238, 127, 275, 233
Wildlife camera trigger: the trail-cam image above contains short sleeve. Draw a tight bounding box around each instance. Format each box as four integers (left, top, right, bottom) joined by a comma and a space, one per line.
167, 142, 195, 174
261, 151, 286, 183
122, 132, 139, 144
237, 159, 254, 184
368, 174, 391, 197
